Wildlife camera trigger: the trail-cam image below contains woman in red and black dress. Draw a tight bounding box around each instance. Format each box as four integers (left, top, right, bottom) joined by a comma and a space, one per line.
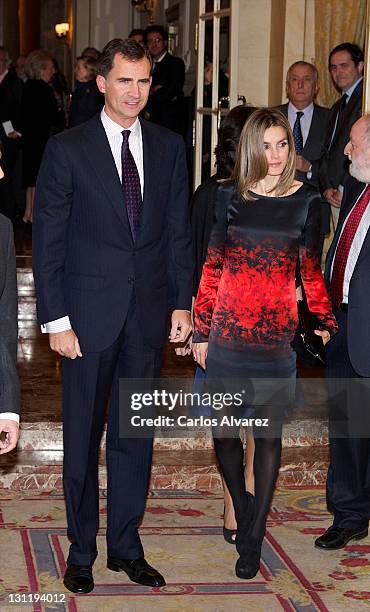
192, 108, 337, 580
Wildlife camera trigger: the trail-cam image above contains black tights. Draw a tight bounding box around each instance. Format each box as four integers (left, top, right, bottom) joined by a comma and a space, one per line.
213, 414, 282, 552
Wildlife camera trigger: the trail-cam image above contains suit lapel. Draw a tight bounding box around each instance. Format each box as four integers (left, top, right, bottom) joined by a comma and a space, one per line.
325, 101, 339, 149
350, 182, 370, 268
279, 104, 288, 118
325, 179, 366, 282
139, 118, 166, 236
331, 81, 363, 147
303, 106, 319, 158
81, 115, 132, 238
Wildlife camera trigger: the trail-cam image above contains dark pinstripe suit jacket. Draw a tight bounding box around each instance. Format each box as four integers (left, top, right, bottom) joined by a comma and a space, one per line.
32, 114, 193, 352
0, 213, 19, 415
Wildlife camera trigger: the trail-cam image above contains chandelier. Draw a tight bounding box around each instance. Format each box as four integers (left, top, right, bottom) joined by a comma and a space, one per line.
131, 0, 155, 24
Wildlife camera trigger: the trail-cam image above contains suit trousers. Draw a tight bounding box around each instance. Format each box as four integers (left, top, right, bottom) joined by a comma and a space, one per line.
326, 307, 370, 529
62, 292, 163, 566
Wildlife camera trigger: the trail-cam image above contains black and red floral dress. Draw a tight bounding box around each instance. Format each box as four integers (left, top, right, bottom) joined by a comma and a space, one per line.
193, 182, 337, 382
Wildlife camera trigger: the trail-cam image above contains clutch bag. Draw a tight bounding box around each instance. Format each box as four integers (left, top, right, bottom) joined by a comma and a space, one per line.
294, 299, 326, 366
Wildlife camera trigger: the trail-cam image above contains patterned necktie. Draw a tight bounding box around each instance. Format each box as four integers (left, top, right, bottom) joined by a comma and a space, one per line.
293, 111, 304, 154
121, 130, 142, 241
330, 184, 370, 307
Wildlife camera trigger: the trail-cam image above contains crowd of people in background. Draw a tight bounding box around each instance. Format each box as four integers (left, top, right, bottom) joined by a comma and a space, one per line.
0, 24, 194, 226
0, 32, 364, 251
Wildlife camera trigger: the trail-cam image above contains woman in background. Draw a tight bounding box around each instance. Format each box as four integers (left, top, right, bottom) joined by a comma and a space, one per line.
192, 108, 336, 579
68, 56, 103, 128
21, 50, 60, 223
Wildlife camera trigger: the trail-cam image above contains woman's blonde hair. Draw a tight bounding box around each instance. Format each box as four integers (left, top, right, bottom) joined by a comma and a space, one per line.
25, 49, 53, 80
232, 107, 296, 200
76, 56, 98, 79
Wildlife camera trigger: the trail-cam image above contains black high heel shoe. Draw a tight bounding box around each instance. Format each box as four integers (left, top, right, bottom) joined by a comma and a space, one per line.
223, 505, 237, 544
223, 526, 237, 544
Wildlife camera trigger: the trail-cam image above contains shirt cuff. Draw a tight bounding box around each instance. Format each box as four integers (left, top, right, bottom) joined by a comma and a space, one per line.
41, 316, 72, 334
0, 412, 19, 424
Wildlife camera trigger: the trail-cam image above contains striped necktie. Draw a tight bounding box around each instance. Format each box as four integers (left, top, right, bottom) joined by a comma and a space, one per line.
330, 185, 370, 307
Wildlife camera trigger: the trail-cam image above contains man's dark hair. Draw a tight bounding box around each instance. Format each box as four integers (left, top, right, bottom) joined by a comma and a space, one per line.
329, 42, 364, 68
215, 105, 257, 178
97, 38, 152, 77
129, 28, 145, 39
145, 25, 168, 43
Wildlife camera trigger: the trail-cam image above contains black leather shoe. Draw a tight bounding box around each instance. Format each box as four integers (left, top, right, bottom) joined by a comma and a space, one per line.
315, 525, 368, 550
63, 564, 94, 594
107, 557, 166, 587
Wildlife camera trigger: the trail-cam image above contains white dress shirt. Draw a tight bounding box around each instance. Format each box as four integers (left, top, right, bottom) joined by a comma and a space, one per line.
0, 412, 19, 424
41, 108, 144, 334
330, 184, 370, 303
287, 102, 314, 147
344, 76, 363, 99
153, 51, 167, 66
0, 69, 8, 85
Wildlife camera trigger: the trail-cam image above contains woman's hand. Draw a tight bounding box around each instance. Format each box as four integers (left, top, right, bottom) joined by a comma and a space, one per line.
174, 335, 192, 356
314, 329, 331, 346
192, 342, 208, 370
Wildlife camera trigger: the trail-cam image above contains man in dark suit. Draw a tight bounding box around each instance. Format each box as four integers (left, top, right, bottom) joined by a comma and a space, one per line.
0, 46, 23, 222
145, 25, 186, 136
319, 43, 364, 229
32, 39, 193, 594
315, 115, 370, 551
279, 61, 329, 188
278, 60, 330, 254
0, 163, 20, 454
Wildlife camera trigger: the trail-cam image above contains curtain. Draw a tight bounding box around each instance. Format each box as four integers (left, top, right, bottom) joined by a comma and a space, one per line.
315, 0, 366, 107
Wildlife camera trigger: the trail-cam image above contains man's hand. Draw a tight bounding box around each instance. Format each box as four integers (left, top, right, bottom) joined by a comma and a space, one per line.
314, 329, 331, 346
0, 420, 19, 454
7, 130, 21, 139
296, 155, 311, 173
192, 342, 208, 370
324, 188, 342, 208
175, 334, 192, 356
49, 329, 83, 359
169, 310, 192, 345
